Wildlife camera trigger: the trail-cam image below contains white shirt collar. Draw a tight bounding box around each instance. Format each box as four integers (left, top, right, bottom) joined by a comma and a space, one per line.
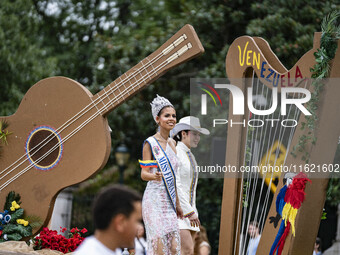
178, 141, 190, 152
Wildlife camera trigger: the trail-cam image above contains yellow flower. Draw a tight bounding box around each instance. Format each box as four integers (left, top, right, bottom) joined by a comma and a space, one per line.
10, 206, 15, 211
11, 201, 20, 209
16, 219, 29, 226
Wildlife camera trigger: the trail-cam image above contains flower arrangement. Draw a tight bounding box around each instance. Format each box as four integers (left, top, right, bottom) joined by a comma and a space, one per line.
0, 191, 40, 242
32, 227, 88, 253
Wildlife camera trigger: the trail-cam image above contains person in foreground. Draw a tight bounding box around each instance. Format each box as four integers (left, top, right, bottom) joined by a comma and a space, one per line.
74, 185, 142, 255
139, 95, 183, 254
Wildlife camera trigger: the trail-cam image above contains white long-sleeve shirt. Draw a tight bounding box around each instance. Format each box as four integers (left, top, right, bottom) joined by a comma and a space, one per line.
176, 141, 200, 231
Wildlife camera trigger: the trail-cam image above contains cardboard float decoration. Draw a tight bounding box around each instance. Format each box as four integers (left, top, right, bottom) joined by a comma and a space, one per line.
0, 24, 204, 236
218, 31, 340, 254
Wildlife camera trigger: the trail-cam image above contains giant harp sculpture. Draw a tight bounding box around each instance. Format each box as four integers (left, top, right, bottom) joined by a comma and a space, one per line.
218, 30, 340, 255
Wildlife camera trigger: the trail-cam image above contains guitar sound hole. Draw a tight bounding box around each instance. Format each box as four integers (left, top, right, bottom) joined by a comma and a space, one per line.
26, 126, 63, 170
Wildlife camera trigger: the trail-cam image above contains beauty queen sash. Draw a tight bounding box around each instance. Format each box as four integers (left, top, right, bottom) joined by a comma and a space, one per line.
145, 136, 177, 212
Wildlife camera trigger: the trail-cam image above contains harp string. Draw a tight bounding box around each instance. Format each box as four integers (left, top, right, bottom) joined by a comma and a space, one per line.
237, 74, 308, 254
241, 78, 275, 254
240, 75, 266, 254
236, 70, 258, 255
237, 71, 256, 253
258, 81, 306, 233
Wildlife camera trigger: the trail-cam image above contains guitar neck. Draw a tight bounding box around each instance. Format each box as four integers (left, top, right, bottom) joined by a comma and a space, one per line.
94, 24, 204, 116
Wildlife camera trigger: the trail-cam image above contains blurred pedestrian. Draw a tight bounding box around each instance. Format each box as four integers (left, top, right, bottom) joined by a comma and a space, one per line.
246, 221, 261, 255
313, 237, 322, 255
74, 185, 142, 255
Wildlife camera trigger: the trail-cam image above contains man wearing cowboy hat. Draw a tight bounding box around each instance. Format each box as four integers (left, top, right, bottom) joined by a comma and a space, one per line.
172, 116, 210, 255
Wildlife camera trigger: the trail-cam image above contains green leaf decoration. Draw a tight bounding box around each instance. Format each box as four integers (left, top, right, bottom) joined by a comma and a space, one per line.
293, 11, 339, 162
6, 233, 23, 241
1, 192, 34, 241
2, 223, 19, 233
3, 224, 32, 237
0, 120, 12, 146
10, 208, 24, 222
4, 191, 21, 211
24, 215, 43, 229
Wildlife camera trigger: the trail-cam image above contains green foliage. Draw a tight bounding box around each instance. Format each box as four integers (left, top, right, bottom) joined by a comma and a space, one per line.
10, 209, 24, 223
1, 233, 22, 242
292, 10, 339, 162
0, 0, 57, 116
2, 224, 32, 238
24, 215, 44, 230
0, 120, 12, 158
0, 191, 40, 242
4, 191, 20, 211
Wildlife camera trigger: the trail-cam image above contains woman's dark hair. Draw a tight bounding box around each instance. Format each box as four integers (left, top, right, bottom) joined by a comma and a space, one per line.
92, 184, 141, 230
173, 130, 189, 143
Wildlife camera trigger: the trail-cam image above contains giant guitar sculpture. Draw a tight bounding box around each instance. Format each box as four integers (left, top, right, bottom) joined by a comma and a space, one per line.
218, 32, 340, 254
0, 24, 204, 235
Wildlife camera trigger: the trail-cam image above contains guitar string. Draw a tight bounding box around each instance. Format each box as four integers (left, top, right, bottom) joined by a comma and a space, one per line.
1, 32, 190, 178
0, 55, 177, 190
0, 53, 162, 179
0, 51, 164, 178
0, 58, 170, 189
0, 56, 171, 188
2, 30, 191, 176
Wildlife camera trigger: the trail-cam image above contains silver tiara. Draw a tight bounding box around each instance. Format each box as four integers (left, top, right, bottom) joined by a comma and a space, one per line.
150, 94, 173, 122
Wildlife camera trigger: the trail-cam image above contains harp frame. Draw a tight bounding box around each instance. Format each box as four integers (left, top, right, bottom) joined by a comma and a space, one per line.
218, 32, 340, 255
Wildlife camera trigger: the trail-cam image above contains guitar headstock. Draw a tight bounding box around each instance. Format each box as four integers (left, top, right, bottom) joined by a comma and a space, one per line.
147, 24, 205, 75
99, 24, 205, 116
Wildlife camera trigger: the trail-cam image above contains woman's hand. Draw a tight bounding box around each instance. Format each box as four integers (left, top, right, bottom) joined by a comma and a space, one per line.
153, 172, 163, 181
177, 205, 184, 219
188, 213, 200, 227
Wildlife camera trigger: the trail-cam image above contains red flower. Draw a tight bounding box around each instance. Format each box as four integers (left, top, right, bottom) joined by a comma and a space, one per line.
32, 227, 86, 254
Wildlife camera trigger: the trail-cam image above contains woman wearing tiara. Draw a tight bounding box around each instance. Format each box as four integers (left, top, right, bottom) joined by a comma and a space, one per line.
172, 116, 210, 255
139, 95, 183, 254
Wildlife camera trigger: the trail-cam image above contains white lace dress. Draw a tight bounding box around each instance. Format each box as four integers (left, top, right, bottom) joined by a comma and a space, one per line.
142, 142, 181, 254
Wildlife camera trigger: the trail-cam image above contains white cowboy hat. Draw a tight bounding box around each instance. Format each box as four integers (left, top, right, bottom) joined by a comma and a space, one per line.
171, 116, 210, 138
